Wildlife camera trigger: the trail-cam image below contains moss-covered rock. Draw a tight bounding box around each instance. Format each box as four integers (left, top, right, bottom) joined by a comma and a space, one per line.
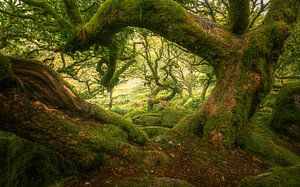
271, 82, 300, 140
126, 108, 192, 129
240, 165, 300, 187
0, 131, 76, 187
90, 105, 149, 144
126, 111, 162, 127
161, 108, 192, 128
133, 114, 162, 127
140, 126, 170, 138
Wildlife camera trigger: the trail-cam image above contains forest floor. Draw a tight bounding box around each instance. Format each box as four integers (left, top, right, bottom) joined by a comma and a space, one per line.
62, 113, 300, 186
64, 130, 274, 186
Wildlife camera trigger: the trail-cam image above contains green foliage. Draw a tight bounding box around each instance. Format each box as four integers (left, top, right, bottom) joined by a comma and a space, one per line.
0, 131, 76, 187
271, 82, 300, 140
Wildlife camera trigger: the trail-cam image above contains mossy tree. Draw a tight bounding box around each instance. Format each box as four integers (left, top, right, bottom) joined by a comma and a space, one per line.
61, 0, 299, 147
0, 0, 300, 171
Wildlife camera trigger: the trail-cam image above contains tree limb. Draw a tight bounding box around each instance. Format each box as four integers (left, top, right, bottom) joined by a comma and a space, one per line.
74, 0, 238, 65
228, 0, 250, 34
62, 0, 84, 26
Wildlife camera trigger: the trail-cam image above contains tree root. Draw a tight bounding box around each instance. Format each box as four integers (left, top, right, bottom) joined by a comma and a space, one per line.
240, 165, 300, 186
238, 116, 300, 166
0, 56, 147, 144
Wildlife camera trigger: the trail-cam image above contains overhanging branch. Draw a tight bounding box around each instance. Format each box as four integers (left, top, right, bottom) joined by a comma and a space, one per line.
62, 0, 84, 26
73, 0, 238, 65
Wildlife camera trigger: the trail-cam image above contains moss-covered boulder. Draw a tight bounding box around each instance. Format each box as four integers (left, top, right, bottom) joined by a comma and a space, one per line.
161, 108, 192, 128
240, 165, 300, 187
0, 131, 76, 187
126, 108, 192, 128
140, 126, 170, 138
270, 82, 300, 140
126, 111, 162, 127
134, 114, 161, 126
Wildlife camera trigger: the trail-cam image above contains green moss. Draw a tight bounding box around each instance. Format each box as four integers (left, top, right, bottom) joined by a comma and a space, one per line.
239, 114, 300, 166
265, 0, 299, 25
228, 0, 250, 34
0, 131, 77, 187
89, 104, 149, 144
161, 108, 191, 128
271, 82, 300, 140
173, 109, 205, 134
131, 113, 162, 127
82, 0, 233, 63
203, 111, 236, 147
124, 110, 149, 119
43, 112, 133, 158
140, 126, 170, 138
240, 165, 300, 187
82, 125, 128, 153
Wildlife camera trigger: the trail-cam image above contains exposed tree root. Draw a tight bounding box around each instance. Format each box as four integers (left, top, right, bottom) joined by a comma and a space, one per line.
238, 115, 300, 167
240, 165, 300, 186
0, 56, 147, 144
0, 56, 149, 171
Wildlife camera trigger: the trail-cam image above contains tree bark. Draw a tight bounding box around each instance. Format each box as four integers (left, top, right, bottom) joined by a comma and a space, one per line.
200, 80, 211, 101
228, 0, 250, 34
174, 16, 294, 145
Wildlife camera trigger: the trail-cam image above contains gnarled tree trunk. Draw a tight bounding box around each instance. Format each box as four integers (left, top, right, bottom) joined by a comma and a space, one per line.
61, 0, 299, 148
